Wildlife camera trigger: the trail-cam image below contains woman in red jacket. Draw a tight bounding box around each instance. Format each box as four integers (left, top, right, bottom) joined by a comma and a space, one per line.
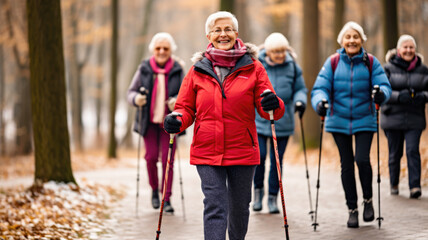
164, 11, 284, 240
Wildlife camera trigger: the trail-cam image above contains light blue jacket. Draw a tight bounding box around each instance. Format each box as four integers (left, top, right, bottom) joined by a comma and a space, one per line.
311, 48, 392, 135
256, 49, 307, 137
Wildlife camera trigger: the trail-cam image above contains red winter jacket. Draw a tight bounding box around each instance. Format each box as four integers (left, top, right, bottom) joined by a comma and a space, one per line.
174, 43, 285, 166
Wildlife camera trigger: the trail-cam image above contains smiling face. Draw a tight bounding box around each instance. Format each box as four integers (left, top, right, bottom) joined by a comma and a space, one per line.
153, 40, 171, 67
342, 29, 363, 57
266, 47, 287, 64
398, 40, 416, 62
206, 18, 238, 51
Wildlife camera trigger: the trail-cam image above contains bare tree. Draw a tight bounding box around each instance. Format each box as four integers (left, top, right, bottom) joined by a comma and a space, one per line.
382, 0, 398, 54
334, 0, 344, 50
27, 0, 76, 184
302, 0, 320, 148
6, 0, 32, 155
64, 0, 94, 152
108, 0, 118, 158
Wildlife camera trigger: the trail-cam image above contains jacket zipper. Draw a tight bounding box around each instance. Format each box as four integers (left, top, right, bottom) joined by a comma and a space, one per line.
246, 129, 256, 150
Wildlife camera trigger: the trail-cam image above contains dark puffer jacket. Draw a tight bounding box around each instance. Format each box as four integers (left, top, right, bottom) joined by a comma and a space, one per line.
381, 49, 428, 130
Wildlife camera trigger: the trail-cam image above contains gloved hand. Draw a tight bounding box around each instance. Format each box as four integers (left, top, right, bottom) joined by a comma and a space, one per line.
167, 97, 177, 112
397, 89, 412, 104
163, 112, 182, 134
315, 100, 328, 117
373, 89, 385, 104
413, 92, 426, 105
134, 87, 148, 107
260, 90, 280, 112
294, 101, 306, 118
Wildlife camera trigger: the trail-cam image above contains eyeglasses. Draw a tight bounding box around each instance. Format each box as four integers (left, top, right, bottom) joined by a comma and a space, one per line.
209, 28, 236, 36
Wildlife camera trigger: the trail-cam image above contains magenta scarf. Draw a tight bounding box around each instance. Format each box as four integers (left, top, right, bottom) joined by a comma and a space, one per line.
205, 38, 247, 68
149, 56, 173, 124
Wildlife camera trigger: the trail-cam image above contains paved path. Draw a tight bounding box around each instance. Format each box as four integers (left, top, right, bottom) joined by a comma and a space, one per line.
73, 158, 428, 240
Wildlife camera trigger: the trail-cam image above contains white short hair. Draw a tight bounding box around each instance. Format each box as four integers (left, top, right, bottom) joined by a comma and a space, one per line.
205, 11, 238, 35
337, 21, 367, 46
264, 32, 290, 51
397, 34, 417, 49
148, 32, 177, 53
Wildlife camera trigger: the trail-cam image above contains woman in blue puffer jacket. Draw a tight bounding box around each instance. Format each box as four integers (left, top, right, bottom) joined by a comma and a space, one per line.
311, 22, 391, 228
253, 33, 307, 214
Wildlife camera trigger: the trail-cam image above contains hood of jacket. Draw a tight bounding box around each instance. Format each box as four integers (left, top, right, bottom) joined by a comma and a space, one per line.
385, 48, 424, 63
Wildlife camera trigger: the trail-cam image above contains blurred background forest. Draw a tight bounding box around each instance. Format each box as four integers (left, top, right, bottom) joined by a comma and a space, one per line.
1, 0, 428, 183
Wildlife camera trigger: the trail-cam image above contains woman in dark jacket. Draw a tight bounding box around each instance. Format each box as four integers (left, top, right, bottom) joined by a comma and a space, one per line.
381, 34, 428, 199
127, 32, 184, 213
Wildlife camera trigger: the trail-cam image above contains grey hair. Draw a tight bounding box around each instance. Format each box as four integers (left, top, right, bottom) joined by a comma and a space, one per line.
205, 11, 238, 35
337, 21, 367, 46
148, 32, 177, 53
397, 34, 417, 50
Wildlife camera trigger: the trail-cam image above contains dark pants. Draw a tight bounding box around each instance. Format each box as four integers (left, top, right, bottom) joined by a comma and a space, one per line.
196, 165, 256, 240
143, 122, 175, 201
253, 134, 289, 195
384, 129, 422, 189
332, 131, 373, 210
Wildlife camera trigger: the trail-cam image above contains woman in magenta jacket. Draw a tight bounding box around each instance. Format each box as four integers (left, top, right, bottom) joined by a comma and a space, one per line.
163, 11, 284, 240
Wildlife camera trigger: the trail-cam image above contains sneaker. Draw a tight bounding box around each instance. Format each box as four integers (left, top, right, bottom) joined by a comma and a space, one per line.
390, 185, 399, 195
267, 194, 279, 214
362, 199, 374, 222
164, 201, 174, 213
152, 190, 160, 209
410, 188, 421, 199
253, 188, 264, 211
347, 209, 359, 228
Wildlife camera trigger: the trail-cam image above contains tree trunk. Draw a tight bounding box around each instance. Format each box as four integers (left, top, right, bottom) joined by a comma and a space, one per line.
334, 0, 344, 50
26, 0, 76, 184
302, 0, 320, 148
108, 0, 118, 158
5, 0, 32, 155
382, 0, 398, 55
0, 45, 5, 156
220, 0, 234, 12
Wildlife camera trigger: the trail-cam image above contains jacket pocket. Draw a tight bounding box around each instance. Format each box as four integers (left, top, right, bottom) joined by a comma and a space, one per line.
192, 125, 201, 147
246, 128, 256, 149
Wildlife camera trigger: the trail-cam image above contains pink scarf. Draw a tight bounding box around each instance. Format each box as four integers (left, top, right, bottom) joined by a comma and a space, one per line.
205, 38, 247, 68
149, 56, 173, 124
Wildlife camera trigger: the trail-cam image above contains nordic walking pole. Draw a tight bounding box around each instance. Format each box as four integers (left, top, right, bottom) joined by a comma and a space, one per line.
261, 89, 290, 240
175, 137, 186, 221
296, 101, 314, 221
156, 112, 182, 240
373, 85, 384, 229
312, 99, 328, 231
136, 87, 147, 218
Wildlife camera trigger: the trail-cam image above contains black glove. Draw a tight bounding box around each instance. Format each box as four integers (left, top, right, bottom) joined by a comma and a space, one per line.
315, 100, 328, 117
294, 101, 306, 118
260, 91, 280, 112
413, 92, 426, 105
163, 112, 182, 134
398, 89, 412, 104
373, 89, 385, 104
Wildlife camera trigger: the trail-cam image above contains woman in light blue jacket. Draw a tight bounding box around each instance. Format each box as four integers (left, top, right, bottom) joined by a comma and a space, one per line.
253, 33, 307, 213
311, 22, 391, 228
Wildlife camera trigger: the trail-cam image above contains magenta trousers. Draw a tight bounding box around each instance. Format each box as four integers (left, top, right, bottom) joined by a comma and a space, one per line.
143, 122, 176, 202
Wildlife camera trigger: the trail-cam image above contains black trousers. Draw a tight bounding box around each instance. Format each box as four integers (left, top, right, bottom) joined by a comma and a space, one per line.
384, 129, 422, 189
332, 131, 374, 209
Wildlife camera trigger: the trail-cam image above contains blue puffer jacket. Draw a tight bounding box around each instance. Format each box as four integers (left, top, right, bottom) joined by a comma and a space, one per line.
256, 49, 308, 137
311, 48, 391, 135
